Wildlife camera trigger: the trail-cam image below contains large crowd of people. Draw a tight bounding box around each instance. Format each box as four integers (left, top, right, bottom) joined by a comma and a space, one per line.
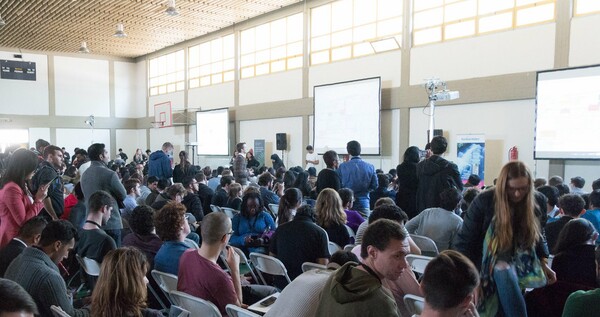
0, 137, 599, 317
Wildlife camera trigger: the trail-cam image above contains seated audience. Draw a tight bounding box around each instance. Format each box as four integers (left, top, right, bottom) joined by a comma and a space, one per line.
195, 172, 214, 215
139, 176, 159, 205
230, 192, 276, 255
315, 219, 409, 317
66, 183, 87, 228
463, 174, 481, 190
534, 177, 547, 189
264, 251, 358, 317
538, 185, 561, 221
151, 183, 186, 210
562, 247, 600, 317
211, 175, 234, 208
545, 194, 585, 252
181, 176, 204, 221
5, 220, 89, 316
405, 188, 463, 252
369, 173, 397, 210
258, 172, 282, 208
570, 176, 587, 195
121, 178, 141, 221
581, 190, 600, 242
419, 250, 479, 317
0, 216, 46, 277
549, 175, 564, 187
226, 182, 243, 211
269, 205, 329, 283
276, 188, 302, 226
145, 178, 168, 206
0, 278, 39, 316
552, 218, 598, 287
122, 205, 162, 269
459, 187, 480, 218
91, 247, 162, 317
292, 171, 312, 198
77, 190, 117, 263
337, 188, 366, 233
173, 151, 197, 184
177, 212, 277, 316
315, 188, 351, 247
154, 201, 193, 275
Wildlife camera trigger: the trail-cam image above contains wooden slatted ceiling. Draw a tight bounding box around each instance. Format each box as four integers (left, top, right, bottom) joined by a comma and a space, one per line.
0, 0, 302, 58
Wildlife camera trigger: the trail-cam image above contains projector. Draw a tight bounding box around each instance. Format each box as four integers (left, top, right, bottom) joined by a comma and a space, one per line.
431, 90, 459, 101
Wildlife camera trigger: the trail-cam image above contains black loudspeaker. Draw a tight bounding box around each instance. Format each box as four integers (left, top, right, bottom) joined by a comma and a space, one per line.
427, 129, 443, 142
276, 133, 287, 150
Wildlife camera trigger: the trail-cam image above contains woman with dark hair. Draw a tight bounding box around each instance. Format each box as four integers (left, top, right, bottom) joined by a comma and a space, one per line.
283, 170, 296, 190
293, 171, 312, 198
226, 183, 243, 211
0, 149, 49, 247
91, 247, 163, 317
173, 151, 197, 183
277, 188, 302, 226
316, 150, 341, 196
246, 150, 260, 169
230, 192, 276, 254
396, 146, 420, 219
552, 218, 598, 287
271, 154, 285, 171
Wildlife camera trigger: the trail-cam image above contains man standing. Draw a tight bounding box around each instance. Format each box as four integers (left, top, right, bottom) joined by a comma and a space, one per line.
148, 142, 174, 180
177, 212, 277, 316
305, 145, 320, 170
5, 220, 89, 317
80, 143, 127, 246
31, 145, 65, 221
233, 142, 249, 186
315, 219, 409, 317
77, 190, 116, 264
416, 136, 463, 214
338, 140, 377, 217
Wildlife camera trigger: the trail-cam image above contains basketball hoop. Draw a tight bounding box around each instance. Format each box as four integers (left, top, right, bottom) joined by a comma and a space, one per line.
151, 121, 165, 129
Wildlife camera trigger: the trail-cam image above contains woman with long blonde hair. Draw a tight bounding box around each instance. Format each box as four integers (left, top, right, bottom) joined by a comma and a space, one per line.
315, 188, 350, 247
454, 161, 556, 316
90, 247, 162, 317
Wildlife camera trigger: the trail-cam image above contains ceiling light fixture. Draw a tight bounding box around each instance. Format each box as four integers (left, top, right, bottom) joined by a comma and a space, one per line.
0, 14, 6, 28
78, 41, 90, 53
165, 0, 179, 16
114, 23, 127, 38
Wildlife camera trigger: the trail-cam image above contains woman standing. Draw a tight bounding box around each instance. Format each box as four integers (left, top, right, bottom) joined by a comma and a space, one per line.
315, 188, 350, 247
395, 146, 420, 219
0, 149, 49, 247
173, 151, 197, 183
454, 161, 556, 316
91, 247, 163, 317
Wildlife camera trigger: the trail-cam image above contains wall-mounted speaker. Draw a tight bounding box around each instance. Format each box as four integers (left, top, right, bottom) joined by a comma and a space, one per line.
276, 133, 287, 150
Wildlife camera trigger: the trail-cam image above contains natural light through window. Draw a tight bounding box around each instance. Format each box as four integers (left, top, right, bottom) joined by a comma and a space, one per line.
575, 0, 600, 16
149, 50, 185, 96
310, 0, 403, 65
188, 35, 235, 88
239, 13, 303, 79
413, 0, 556, 46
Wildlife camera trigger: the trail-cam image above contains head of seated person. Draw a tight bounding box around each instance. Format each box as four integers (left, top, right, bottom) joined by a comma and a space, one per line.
154, 201, 190, 242
0, 278, 39, 317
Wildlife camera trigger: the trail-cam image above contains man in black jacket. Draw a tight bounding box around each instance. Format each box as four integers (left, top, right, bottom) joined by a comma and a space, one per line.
182, 176, 204, 221
416, 136, 463, 214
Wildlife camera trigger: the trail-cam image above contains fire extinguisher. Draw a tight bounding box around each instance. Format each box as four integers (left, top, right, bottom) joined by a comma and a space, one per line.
509, 146, 519, 161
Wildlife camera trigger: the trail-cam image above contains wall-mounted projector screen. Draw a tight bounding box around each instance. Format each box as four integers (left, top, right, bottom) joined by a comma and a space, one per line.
313, 77, 381, 155
196, 108, 229, 156
535, 64, 600, 159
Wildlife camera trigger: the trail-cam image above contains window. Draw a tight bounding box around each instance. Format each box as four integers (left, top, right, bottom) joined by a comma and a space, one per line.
239, 13, 304, 79
188, 34, 235, 88
413, 0, 556, 46
575, 0, 600, 16
310, 0, 403, 65
149, 50, 185, 96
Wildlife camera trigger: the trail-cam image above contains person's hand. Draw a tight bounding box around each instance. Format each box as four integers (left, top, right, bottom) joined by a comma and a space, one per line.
542, 261, 557, 285
461, 301, 479, 317
35, 183, 50, 203
225, 246, 240, 272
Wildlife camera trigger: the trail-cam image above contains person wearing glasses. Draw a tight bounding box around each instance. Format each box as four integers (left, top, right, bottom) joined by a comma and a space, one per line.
177, 212, 276, 316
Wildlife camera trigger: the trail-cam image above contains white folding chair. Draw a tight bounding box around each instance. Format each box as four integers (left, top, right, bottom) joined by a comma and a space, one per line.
410, 234, 439, 256
345, 225, 356, 240
210, 204, 223, 213
226, 304, 262, 317
249, 252, 291, 286
76, 254, 101, 276
169, 290, 222, 317
328, 241, 341, 255
151, 269, 179, 304
343, 244, 355, 252
232, 246, 259, 283
268, 204, 279, 216
403, 294, 425, 315
406, 254, 434, 275
301, 262, 328, 273
50, 305, 70, 317
172, 306, 191, 317
221, 207, 239, 219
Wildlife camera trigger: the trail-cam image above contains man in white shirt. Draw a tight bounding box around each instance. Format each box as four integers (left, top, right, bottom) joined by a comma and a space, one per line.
305, 145, 319, 170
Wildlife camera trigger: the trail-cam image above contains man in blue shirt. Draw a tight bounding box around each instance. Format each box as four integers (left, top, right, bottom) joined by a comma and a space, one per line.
337, 140, 377, 217
581, 190, 600, 245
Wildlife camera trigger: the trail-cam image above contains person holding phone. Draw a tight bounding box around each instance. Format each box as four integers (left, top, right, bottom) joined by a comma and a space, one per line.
0, 149, 49, 248
31, 145, 65, 221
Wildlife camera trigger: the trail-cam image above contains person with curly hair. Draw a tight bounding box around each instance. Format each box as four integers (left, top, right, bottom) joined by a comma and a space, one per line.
153, 201, 193, 275
229, 192, 276, 255
91, 247, 162, 317
123, 205, 162, 269
315, 188, 350, 247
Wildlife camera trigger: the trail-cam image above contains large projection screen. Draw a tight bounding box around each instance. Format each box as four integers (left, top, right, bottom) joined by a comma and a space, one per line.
196, 108, 229, 156
313, 77, 381, 155
535, 64, 600, 159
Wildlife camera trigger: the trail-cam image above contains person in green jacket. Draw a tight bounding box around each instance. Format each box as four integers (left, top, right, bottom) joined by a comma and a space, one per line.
315, 219, 410, 317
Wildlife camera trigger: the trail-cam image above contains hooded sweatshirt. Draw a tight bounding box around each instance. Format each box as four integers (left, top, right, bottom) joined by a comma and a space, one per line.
315, 262, 399, 317
415, 155, 462, 213
148, 150, 172, 180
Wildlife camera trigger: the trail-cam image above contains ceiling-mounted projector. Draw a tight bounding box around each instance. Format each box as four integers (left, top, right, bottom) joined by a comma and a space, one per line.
431, 90, 460, 101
